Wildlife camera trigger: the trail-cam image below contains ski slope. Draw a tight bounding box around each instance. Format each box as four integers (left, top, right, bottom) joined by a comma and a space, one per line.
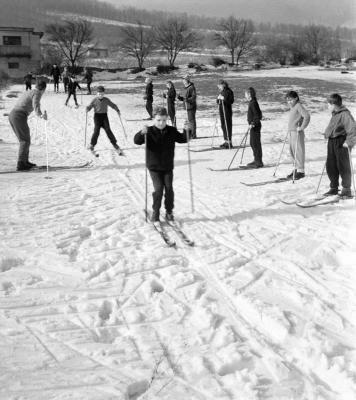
1, 67, 356, 400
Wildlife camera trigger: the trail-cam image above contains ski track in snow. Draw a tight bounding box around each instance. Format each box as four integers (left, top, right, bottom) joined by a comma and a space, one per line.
1, 68, 356, 400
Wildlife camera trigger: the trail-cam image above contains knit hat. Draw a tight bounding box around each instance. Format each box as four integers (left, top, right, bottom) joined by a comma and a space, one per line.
97, 86, 105, 92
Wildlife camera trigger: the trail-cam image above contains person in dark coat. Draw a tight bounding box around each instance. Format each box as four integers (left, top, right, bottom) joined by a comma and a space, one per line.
163, 80, 176, 126
323, 93, 356, 198
134, 106, 188, 222
65, 75, 82, 107
62, 66, 70, 93
245, 87, 264, 167
84, 67, 93, 94
50, 64, 61, 93
8, 81, 47, 170
178, 75, 197, 138
144, 77, 153, 119
23, 72, 33, 91
217, 79, 234, 148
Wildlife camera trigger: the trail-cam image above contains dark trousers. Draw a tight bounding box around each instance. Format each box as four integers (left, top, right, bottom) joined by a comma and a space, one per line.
167, 102, 176, 127
146, 99, 153, 118
63, 77, 69, 93
149, 170, 174, 215
326, 136, 351, 189
25, 83, 31, 91
219, 109, 232, 141
90, 113, 117, 147
9, 110, 30, 163
54, 79, 59, 92
87, 81, 92, 94
187, 108, 197, 138
250, 124, 263, 163
65, 91, 78, 106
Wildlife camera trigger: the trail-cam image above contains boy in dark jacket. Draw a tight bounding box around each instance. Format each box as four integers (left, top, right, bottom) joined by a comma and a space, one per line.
134, 106, 188, 222
84, 68, 93, 94
163, 80, 176, 126
24, 72, 33, 91
86, 86, 123, 154
217, 80, 234, 148
144, 77, 153, 119
65, 75, 82, 107
245, 87, 263, 167
50, 64, 61, 93
178, 75, 197, 138
323, 93, 356, 198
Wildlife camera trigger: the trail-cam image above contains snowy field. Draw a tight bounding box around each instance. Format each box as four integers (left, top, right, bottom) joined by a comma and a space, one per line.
1, 66, 356, 400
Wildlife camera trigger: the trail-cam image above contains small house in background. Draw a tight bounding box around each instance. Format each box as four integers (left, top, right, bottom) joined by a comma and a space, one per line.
0, 27, 43, 78
87, 45, 109, 58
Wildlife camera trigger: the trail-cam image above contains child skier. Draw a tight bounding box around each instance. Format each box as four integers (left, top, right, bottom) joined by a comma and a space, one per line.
245, 87, 263, 167
144, 77, 153, 119
65, 75, 82, 107
86, 86, 123, 155
50, 64, 61, 93
285, 91, 310, 180
23, 72, 33, 91
323, 93, 356, 197
134, 106, 188, 222
84, 67, 93, 95
62, 66, 70, 93
163, 80, 176, 126
8, 80, 47, 171
217, 79, 234, 149
178, 75, 197, 139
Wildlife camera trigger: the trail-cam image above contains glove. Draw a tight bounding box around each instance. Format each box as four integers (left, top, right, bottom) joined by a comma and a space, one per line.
217, 95, 224, 101
141, 125, 148, 135
42, 111, 48, 121
177, 95, 184, 101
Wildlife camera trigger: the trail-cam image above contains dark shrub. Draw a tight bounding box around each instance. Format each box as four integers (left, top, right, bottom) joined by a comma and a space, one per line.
211, 57, 226, 67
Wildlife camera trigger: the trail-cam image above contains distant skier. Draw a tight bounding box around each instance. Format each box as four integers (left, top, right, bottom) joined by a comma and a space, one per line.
62, 66, 70, 93
178, 75, 197, 138
50, 63, 61, 93
245, 87, 263, 167
86, 85, 123, 154
144, 77, 153, 119
285, 90, 310, 180
84, 67, 93, 94
217, 79, 234, 148
8, 80, 47, 171
163, 80, 176, 126
65, 75, 81, 107
323, 93, 356, 197
23, 72, 33, 91
134, 106, 188, 222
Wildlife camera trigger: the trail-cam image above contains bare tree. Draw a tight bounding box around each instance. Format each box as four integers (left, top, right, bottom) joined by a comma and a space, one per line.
214, 17, 255, 65
155, 18, 200, 67
46, 19, 94, 69
303, 24, 329, 63
120, 22, 156, 69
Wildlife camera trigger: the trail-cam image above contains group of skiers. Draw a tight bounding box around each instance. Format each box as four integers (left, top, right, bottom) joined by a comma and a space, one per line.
8, 74, 356, 224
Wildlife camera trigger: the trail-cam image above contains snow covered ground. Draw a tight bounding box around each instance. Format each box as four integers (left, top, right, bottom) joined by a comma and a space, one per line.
1, 66, 356, 400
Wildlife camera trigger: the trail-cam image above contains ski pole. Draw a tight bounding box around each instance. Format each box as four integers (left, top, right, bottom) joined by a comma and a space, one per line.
43, 111, 51, 179
273, 130, 289, 177
315, 162, 326, 194
118, 114, 128, 140
210, 116, 218, 148
239, 128, 249, 165
348, 146, 356, 204
186, 125, 195, 213
80, 89, 83, 105
84, 111, 88, 148
144, 129, 148, 222
227, 128, 249, 170
292, 130, 299, 184
221, 99, 231, 149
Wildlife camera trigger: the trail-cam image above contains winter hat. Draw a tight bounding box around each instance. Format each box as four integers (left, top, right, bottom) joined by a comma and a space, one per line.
97, 86, 105, 92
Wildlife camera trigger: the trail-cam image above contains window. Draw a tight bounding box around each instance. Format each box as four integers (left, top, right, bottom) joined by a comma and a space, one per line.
3, 36, 22, 46
8, 62, 19, 69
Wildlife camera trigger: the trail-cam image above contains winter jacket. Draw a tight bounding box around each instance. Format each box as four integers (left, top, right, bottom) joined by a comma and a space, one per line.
12, 89, 44, 117
164, 86, 176, 104
67, 79, 81, 94
324, 106, 356, 148
145, 82, 153, 101
288, 102, 310, 132
24, 73, 33, 84
134, 125, 187, 171
247, 98, 262, 126
178, 83, 197, 111
87, 97, 119, 114
50, 66, 61, 80
84, 70, 93, 83
217, 87, 234, 114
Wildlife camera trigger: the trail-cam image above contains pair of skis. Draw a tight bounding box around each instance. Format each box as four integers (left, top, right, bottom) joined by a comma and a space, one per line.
145, 211, 194, 247
280, 194, 353, 208
89, 148, 124, 158
0, 161, 92, 174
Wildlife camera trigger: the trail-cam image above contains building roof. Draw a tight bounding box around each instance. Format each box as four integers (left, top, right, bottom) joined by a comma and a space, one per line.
0, 27, 43, 38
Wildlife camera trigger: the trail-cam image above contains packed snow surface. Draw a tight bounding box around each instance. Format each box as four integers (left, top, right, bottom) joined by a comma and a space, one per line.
1, 66, 356, 400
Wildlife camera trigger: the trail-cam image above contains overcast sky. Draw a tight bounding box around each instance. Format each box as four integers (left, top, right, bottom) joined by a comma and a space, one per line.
99, 0, 356, 27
